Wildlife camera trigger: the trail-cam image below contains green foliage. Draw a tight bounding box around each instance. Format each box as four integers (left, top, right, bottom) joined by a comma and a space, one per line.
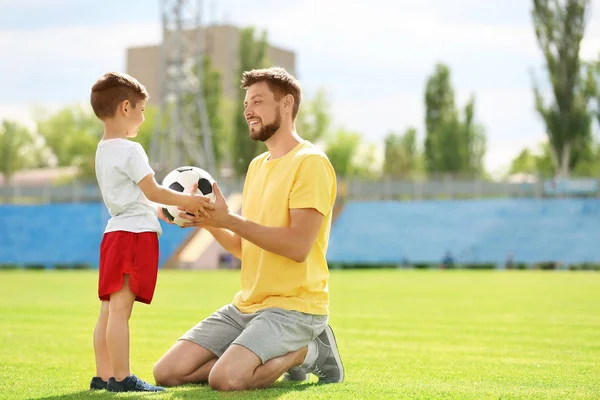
35, 106, 103, 179
0, 121, 38, 183
351, 142, 381, 179
383, 127, 419, 179
231, 27, 270, 177
324, 129, 363, 177
296, 88, 332, 143
509, 143, 555, 177
531, 0, 593, 177
424, 63, 487, 177
186, 56, 225, 169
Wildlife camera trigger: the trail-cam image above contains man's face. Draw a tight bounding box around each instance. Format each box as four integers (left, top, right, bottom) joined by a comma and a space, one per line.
243, 81, 281, 142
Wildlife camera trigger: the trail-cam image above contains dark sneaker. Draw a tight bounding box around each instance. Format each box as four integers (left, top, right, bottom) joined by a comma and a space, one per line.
306, 325, 344, 384
282, 366, 309, 381
107, 374, 166, 392
89, 376, 107, 390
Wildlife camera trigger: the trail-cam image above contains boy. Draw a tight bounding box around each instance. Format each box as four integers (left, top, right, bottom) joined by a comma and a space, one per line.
89, 72, 214, 392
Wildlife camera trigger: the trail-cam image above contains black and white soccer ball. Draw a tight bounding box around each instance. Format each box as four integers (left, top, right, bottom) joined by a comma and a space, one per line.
160, 166, 215, 226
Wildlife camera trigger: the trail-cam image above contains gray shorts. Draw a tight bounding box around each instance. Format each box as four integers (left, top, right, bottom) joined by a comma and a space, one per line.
179, 304, 328, 364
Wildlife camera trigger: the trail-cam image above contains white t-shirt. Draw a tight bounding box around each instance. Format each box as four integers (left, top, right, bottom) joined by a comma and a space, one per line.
95, 138, 162, 236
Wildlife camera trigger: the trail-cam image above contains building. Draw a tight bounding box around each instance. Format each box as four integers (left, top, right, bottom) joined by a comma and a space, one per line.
126, 24, 296, 104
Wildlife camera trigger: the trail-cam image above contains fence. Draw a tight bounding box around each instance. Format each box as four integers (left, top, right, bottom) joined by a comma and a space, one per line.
1, 175, 599, 204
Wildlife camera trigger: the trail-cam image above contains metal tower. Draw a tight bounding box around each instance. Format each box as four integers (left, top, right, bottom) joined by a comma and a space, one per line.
150, 0, 216, 178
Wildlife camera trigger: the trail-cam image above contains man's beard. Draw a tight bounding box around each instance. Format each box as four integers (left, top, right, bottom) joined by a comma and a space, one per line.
250, 107, 281, 142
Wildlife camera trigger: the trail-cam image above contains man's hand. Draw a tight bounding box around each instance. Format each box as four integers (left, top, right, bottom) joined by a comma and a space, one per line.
179, 182, 231, 229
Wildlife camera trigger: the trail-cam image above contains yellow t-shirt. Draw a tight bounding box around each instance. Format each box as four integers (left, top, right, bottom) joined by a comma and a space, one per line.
232, 140, 337, 316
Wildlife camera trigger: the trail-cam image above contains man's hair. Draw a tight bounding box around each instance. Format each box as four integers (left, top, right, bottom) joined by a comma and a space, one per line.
240, 66, 302, 119
90, 72, 149, 120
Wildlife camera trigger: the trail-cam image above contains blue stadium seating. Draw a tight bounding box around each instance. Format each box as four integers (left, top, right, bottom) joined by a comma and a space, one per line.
326, 198, 600, 265
0, 203, 189, 268
3, 198, 600, 268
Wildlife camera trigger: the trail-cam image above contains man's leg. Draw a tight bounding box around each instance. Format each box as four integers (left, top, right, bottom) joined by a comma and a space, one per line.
208, 326, 345, 391
153, 304, 245, 386
207, 308, 329, 391
300, 325, 345, 384
153, 340, 218, 386
208, 344, 308, 391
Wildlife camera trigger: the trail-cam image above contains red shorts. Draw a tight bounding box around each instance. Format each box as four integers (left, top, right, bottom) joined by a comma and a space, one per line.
98, 230, 159, 304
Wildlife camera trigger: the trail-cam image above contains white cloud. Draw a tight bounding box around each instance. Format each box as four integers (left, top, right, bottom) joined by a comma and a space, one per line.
0, 23, 161, 102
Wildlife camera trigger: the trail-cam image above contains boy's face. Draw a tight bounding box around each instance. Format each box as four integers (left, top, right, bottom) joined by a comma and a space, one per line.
124, 99, 146, 138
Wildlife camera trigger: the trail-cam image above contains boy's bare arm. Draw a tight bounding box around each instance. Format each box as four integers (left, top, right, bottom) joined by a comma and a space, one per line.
138, 174, 214, 217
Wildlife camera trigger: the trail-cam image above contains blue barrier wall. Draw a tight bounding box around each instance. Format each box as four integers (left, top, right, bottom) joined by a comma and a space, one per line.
326, 198, 600, 265
3, 198, 600, 268
0, 203, 189, 267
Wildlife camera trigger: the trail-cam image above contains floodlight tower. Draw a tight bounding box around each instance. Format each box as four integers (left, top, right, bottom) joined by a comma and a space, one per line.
150, 0, 215, 178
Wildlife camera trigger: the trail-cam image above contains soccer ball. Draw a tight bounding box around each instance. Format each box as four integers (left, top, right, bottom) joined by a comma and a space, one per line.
160, 166, 215, 226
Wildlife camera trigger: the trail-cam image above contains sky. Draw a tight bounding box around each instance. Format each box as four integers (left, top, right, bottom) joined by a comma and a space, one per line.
1, 0, 600, 177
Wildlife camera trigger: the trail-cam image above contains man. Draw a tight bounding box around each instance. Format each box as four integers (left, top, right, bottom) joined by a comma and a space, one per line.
153, 67, 344, 391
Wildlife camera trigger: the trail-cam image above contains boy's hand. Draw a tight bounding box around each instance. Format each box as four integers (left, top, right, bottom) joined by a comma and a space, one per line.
157, 206, 173, 224
184, 183, 215, 218
180, 182, 230, 229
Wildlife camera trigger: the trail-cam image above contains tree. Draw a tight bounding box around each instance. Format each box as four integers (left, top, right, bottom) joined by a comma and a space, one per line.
591, 54, 600, 128
531, 0, 594, 177
231, 27, 270, 177
36, 106, 102, 179
460, 97, 487, 174
352, 142, 381, 180
186, 56, 226, 169
509, 143, 554, 177
0, 120, 37, 184
571, 142, 600, 176
510, 149, 537, 175
383, 127, 419, 179
296, 88, 332, 144
424, 63, 457, 175
324, 129, 362, 178
424, 63, 487, 177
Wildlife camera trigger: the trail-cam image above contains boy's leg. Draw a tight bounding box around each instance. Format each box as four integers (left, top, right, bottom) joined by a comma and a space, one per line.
92, 301, 111, 385
106, 274, 136, 381
104, 274, 165, 392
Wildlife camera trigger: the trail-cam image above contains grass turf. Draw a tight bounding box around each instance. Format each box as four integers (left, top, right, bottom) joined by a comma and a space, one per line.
0, 269, 599, 399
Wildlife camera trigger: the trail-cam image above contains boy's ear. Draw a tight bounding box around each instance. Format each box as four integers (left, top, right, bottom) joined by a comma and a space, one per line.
120, 100, 130, 115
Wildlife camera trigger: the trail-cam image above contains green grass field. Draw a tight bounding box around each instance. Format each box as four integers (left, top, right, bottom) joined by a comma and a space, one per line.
1, 269, 599, 399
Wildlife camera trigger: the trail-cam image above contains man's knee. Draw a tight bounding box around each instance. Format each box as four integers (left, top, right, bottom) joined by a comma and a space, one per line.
208, 365, 248, 391
153, 360, 181, 387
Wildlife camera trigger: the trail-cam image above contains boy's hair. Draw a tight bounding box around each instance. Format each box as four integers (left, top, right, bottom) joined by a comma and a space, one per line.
240, 66, 302, 119
90, 72, 149, 120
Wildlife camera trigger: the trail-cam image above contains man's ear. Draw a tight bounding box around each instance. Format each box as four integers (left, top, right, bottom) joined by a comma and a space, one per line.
284, 94, 294, 113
